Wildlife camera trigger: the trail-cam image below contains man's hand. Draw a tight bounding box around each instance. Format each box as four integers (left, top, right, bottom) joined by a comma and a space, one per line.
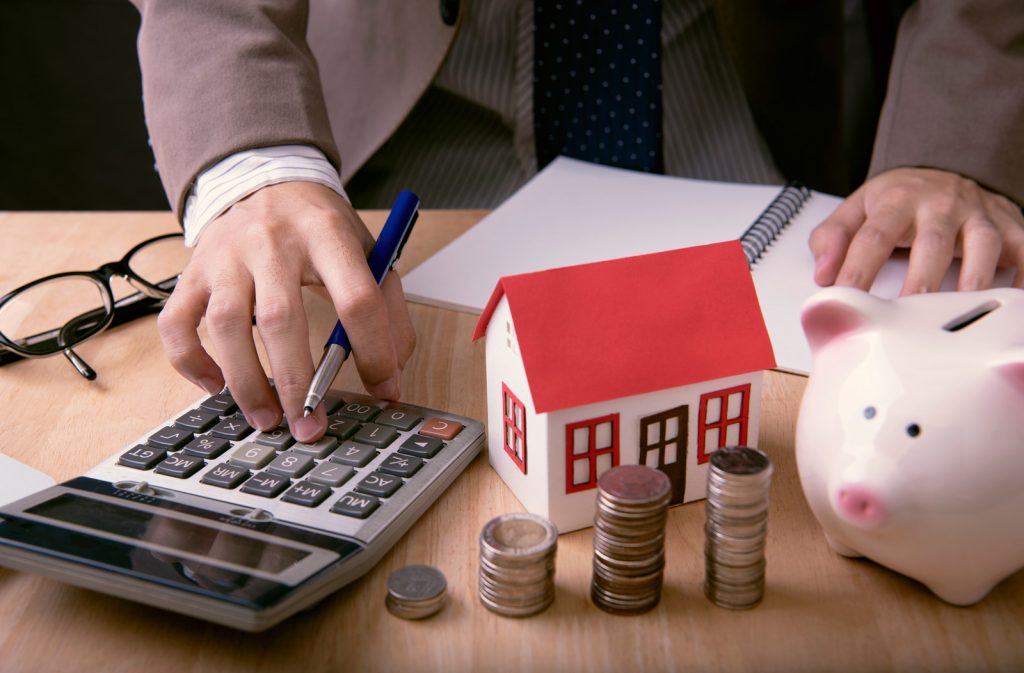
157, 182, 416, 442
810, 167, 1024, 294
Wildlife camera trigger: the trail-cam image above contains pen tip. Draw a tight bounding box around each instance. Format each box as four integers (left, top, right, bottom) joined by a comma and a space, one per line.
303, 406, 313, 418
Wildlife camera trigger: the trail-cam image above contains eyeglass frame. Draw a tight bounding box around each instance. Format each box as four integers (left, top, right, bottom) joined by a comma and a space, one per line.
0, 232, 185, 380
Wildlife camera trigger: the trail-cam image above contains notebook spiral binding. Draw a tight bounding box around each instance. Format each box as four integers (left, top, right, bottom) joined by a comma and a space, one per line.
739, 181, 812, 267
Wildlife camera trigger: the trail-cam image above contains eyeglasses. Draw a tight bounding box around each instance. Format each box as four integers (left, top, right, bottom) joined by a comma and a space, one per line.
0, 233, 190, 380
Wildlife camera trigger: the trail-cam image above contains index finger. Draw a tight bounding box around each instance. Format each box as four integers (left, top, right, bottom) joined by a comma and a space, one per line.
835, 203, 912, 291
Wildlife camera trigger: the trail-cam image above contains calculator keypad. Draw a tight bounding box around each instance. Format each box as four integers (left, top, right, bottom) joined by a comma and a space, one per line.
113, 389, 469, 526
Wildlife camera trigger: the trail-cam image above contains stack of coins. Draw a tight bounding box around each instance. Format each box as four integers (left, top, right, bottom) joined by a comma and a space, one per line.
591, 465, 672, 615
703, 446, 773, 610
478, 513, 558, 617
385, 565, 448, 620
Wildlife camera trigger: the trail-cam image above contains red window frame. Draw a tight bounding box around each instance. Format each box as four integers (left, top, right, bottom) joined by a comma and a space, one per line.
565, 413, 620, 493
502, 383, 527, 473
697, 383, 751, 464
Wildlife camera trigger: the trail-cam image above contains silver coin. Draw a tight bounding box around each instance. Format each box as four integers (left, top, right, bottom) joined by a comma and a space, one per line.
480, 513, 558, 561
386, 565, 447, 603
385, 593, 447, 620
479, 591, 554, 617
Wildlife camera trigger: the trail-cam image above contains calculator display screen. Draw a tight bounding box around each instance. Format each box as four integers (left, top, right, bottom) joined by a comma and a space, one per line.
27, 494, 310, 574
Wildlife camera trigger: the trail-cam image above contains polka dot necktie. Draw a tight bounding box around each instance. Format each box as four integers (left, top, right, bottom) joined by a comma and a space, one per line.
533, 0, 664, 173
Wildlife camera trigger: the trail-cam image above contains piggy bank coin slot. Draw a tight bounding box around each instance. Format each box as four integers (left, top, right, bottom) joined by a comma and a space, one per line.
942, 300, 1000, 332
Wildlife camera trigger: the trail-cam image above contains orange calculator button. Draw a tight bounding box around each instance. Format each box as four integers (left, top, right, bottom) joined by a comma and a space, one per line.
419, 418, 463, 440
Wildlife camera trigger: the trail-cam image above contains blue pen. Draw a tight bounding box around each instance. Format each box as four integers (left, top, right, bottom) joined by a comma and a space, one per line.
302, 191, 420, 416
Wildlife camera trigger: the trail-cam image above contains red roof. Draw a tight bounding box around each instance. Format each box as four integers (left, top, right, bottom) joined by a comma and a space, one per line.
473, 241, 776, 414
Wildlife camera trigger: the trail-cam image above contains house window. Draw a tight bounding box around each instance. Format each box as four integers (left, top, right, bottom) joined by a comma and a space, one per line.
697, 383, 752, 464
502, 383, 526, 473
565, 414, 619, 493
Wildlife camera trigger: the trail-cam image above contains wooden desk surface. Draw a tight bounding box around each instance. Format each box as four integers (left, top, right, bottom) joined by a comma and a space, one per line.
0, 211, 1021, 673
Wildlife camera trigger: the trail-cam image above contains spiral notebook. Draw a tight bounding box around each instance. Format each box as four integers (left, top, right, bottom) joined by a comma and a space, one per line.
403, 157, 1012, 374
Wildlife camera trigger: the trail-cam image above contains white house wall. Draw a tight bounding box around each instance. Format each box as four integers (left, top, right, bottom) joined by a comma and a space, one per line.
544, 371, 764, 532
483, 295, 549, 516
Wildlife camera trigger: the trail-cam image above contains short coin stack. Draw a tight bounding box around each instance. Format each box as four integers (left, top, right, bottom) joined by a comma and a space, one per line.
591, 465, 672, 615
385, 565, 448, 620
478, 513, 558, 617
703, 445, 773, 610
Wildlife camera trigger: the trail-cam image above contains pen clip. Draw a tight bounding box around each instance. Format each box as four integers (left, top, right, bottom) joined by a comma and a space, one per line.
391, 210, 419, 269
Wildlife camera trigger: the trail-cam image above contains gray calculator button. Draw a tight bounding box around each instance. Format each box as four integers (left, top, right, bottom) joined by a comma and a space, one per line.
355, 472, 403, 498
377, 408, 422, 431
266, 451, 314, 478
331, 492, 380, 518
154, 453, 205, 478
174, 409, 220, 432
240, 471, 291, 498
337, 402, 380, 422
306, 462, 354, 487
227, 442, 277, 469
199, 392, 236, 415
328, 441, 378, 467
182, 435, 230, 458
378, 453, 423, 478
398, 434, 444, 458
290, 436, 339, 459
200, 463, 250, 489
324, 415, 359, 440
281, 481, 332, 507
210, 417, 253, 441
118, 445, 166, 470
323, 392, 346, 414
254, 426, 295, 450
147, 426, 194, 451
352, 423, 399, 448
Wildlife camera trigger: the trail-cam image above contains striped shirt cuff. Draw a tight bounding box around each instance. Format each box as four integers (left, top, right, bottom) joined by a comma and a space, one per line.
181, 145, 348, 247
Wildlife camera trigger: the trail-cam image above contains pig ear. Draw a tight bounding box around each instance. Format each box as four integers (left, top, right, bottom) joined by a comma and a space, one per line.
994, 351, 1024, 395
801, 287, 882, 355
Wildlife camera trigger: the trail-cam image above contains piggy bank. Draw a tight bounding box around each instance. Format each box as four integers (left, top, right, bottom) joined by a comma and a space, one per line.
796, 286, 1024, 605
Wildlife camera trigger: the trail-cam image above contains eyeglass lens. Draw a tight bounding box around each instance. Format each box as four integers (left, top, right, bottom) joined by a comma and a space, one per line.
0, 276, 111, 354
127, 236, 192, 291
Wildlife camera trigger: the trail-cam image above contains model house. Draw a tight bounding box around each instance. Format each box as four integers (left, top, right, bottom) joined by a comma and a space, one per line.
473, 241, 777, 533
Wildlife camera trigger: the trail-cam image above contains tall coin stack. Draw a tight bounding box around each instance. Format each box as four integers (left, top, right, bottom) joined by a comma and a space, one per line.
591, 465, 672, 615
478, 512, 558, 617
703, 445, 773, 610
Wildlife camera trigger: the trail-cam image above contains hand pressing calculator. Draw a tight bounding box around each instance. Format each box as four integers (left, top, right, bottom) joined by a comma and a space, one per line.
0, 389, 484, 631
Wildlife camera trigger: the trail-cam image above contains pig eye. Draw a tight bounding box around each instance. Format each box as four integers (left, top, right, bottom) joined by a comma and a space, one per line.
906, 423, 921, 438
863, 406, 876, 419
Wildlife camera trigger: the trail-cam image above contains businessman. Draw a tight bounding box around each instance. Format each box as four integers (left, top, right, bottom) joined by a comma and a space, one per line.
128, 0, 1024, 442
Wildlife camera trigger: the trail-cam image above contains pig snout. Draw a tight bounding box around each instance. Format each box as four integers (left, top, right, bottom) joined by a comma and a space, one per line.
835, 484, 887, 528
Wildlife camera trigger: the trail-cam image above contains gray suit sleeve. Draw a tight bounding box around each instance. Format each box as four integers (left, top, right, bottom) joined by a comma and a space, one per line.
869, 0, 1024, 206
129, 0, 339, 219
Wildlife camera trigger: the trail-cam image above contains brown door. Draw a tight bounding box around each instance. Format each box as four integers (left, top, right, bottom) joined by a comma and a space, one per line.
639, 404, 688, 505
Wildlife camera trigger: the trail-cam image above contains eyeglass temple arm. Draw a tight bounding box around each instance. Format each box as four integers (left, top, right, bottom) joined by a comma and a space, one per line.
62, 348, 96, 380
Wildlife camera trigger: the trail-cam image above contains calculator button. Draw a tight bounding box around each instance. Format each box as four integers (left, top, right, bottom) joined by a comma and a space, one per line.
266, 451, 315, 478
227, 442, 277, 469
290, 436, 339, 459
355, 472, 403, 498
182, 435, 231, 458
154, 453, 205, 478
352, 423, 399, 448
323, 392, 346, 414
240, 472, 291, 498
174, 409, 220, 432
331, 492, 381, 518
307, 462, 354, 487
281, 481, 332, 507
200, 463, 250, 489
254, 426, 295, 450
118, 445, 166, 470
324, 415, 359, 440
199, 392, 236, 415
328, 442, 378, 467
210, 417, 253, 441
377, 408, 422, 431
419, 418, 463, 441
398, 434, 444, 458
378, 453, 423, 478
147, 426, 194, 451
337, 402, 380, 422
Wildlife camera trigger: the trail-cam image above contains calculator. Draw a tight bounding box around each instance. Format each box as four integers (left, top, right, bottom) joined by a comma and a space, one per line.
0, 389, 484, 631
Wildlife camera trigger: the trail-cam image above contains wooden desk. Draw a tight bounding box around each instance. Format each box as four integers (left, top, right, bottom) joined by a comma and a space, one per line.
0, 211, 1021, 673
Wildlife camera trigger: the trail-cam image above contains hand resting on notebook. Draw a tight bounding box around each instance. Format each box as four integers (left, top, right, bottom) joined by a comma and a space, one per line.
810, 167, 1024, 294
156, 182, 416, 443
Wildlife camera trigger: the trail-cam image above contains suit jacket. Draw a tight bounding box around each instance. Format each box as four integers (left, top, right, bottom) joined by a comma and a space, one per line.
129, 0, 1024, 219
